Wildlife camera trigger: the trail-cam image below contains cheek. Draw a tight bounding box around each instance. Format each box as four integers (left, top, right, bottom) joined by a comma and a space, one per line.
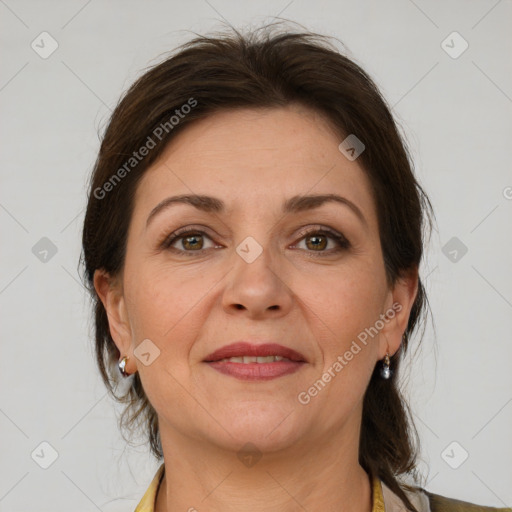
124, 258, 220, 347
303, 277, 382, 412
123, 262, 212, 400
322, 264, 384, 325
311, 264, 385, 367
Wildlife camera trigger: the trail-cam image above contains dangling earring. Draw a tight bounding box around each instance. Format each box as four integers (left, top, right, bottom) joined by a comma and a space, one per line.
380, 352, 391, 379
118, 356, 129, 377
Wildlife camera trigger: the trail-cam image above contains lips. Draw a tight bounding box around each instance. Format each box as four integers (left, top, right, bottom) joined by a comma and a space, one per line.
203, 342, 307, 363
203, 341, 307, 381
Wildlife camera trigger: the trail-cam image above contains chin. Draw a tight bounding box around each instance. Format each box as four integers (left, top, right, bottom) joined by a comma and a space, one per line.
211, 402, 304, 452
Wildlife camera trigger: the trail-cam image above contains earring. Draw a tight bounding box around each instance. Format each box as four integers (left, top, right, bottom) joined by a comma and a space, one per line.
380, 352, 391, 379
118, 356, 129, 377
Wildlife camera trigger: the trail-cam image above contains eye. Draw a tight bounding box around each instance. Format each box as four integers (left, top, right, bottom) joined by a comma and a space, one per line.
159, 225, 350, 257
160, 227, 220, 255
292, 226, 350, 255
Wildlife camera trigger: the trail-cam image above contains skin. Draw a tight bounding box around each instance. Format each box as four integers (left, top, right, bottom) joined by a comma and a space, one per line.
95, 104, 418, 512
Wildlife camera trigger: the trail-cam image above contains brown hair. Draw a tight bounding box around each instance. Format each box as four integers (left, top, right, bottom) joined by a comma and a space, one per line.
80, 23, 434, 511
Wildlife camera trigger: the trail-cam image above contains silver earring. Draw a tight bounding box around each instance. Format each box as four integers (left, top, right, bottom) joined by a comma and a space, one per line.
118, 356, 129, 377
380, 352, 391, 379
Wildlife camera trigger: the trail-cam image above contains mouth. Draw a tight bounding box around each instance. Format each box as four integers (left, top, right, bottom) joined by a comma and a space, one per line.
203, 341, 307, 381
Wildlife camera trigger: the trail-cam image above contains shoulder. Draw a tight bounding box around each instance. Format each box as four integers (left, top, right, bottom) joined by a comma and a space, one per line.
133, 463, 165, 512
380, 478, 511, 512
423, 489, 512, 512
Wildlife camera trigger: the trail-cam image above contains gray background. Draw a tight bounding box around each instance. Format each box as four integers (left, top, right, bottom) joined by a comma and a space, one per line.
1, 0, 511, 510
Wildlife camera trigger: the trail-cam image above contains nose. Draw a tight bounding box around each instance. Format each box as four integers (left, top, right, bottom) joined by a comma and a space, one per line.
221, 244, 293, 319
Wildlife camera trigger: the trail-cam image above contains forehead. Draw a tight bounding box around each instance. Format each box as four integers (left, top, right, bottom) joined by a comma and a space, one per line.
134, 106, 377, 226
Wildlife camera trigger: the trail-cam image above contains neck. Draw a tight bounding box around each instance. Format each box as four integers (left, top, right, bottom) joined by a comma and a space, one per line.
155, 425, 372, 512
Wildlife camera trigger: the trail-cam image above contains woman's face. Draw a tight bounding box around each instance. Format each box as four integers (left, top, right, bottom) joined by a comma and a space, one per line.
97, 105, 416, 454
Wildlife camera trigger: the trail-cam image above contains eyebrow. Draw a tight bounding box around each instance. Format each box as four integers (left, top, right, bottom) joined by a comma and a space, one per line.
146, 193, 367, 228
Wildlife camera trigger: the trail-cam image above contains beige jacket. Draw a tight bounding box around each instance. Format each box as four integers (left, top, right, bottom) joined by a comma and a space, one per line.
382, 479, 512, 512
134, 463, 511, 511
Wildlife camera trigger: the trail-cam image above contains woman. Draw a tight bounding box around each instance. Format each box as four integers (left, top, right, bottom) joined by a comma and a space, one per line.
80, 25, 511, 512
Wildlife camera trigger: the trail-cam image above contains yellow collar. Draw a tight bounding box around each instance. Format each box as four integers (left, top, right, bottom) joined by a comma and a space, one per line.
134, 463, 386, 512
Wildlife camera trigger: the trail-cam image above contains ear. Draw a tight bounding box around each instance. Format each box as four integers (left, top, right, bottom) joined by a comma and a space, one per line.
378, 266, 419, 359
93, 269, 135, 373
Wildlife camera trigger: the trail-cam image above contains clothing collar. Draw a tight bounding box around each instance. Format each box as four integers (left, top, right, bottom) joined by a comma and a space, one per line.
134, 463, 430, 512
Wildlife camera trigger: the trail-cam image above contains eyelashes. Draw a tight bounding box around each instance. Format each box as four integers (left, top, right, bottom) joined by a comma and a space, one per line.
292, 226, 351, 256
159, 226, 219, 254
159, 224, 351, 257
